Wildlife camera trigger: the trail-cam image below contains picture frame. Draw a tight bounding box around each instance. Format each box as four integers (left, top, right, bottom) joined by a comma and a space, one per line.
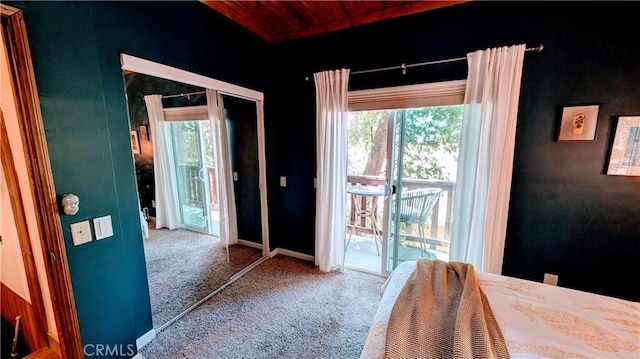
139, 125, 149, 141
131, 130, 141, 154
607, 116, 640, 176
558, 105, 599, 141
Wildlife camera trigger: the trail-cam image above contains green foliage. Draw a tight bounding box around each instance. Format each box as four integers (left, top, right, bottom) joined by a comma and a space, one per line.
348, 106, 462, 181
171, 122, 200, 166
347, 111, 386, 175
402, 106, 463, 180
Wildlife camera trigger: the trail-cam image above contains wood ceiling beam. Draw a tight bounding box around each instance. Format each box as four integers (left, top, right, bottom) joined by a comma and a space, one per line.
202, 0, 468, 43
273, 0, 468, 42
201, 0, 273, 42
228, 1, 288, 34
231, 1, 290, 34
258, 1, 309, 30
339, 1, 369, 17
297, 1, 336, 25
362, 0, 385, 13
317, 1, 349, 20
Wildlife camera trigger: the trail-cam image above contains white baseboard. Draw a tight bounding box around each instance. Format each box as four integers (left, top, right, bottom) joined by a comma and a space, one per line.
269, 248, 314, 262
237, 239, 263, 249
136, 328, 156, 349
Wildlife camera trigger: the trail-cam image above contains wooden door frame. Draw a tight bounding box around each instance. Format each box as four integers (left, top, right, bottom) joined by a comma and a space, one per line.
1, 4, 84, 358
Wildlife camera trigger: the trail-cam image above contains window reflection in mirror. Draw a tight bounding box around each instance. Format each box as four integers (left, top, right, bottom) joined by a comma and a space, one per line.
123, 71, 265, 329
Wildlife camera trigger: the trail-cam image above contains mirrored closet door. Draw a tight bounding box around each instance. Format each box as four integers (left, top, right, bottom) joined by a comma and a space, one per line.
121, 55, 269, 329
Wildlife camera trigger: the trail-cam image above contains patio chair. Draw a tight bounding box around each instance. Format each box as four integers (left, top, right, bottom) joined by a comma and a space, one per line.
396, 188, 442, 257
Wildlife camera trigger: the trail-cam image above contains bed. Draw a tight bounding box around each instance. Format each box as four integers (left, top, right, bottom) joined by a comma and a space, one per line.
361, 260, 640, 359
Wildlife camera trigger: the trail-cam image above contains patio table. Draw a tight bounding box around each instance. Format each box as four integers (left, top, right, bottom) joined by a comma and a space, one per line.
346, 185, 385, 255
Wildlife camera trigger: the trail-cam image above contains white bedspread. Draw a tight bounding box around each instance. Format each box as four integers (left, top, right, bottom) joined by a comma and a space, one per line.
361, 261, 640, 359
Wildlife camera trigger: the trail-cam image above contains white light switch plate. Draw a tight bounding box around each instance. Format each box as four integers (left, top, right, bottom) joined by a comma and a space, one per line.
233, 172, 238, 181
93, 215, 113, 240
280, 176, 286, 187
70, 221, 92, 246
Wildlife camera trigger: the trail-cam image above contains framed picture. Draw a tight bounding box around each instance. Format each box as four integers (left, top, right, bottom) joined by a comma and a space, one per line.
139, 125, 149, 141
558, 105, 599, 141
131, 130, 141, 154
607, 116, 640, 176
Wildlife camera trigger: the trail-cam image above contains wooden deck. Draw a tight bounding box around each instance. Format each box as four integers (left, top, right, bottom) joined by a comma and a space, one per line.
346, 174, 453, 253
345, 233, 449, 273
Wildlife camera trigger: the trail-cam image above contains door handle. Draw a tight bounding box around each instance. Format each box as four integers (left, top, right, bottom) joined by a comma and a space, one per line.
198, 167, 206, 182
384, 183, 397, 199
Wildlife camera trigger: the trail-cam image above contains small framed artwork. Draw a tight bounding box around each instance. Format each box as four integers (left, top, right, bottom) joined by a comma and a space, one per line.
607, 116, 640, 176
139, 125, 149, 141
558, 105, 599, 141
131, 130, 141, 154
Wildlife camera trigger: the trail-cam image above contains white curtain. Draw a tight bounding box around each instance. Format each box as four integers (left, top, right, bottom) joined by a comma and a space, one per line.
449, 44, 526, 274
206, 89, 238, 246
314, 69, 350, 272
144, 95, 180, 230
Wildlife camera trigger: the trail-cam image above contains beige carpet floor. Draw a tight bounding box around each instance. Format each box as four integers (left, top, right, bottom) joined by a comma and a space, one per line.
139, 255, 386, 359
144, 227, 264, 327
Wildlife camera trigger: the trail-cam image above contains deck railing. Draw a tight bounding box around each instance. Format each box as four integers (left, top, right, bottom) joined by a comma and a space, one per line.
176, 164, 218, 210
347, 174, 454, 250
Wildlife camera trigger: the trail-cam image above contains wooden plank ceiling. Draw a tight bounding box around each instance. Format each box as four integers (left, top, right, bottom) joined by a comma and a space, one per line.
201, 1, 467, 42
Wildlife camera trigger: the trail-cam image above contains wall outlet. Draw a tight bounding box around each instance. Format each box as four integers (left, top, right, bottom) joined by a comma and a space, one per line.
70, 221, 92, 246
280, 176, 286, 187
233, 172, 238, 181
543, 273, 558, 286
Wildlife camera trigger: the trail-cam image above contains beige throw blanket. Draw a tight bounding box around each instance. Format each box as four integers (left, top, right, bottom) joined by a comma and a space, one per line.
383, 259, 510, 359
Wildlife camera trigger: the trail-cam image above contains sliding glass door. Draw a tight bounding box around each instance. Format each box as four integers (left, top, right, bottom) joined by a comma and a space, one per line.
170, 120, 219, 235
383, 106, 463, 275
345, 105, 462, 276
383, 109, 404, 274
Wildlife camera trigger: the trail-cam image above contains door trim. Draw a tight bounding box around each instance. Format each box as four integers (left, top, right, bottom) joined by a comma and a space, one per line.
1, 4, 83, 358
1, 110, 48, 352
120, 54, 263, 101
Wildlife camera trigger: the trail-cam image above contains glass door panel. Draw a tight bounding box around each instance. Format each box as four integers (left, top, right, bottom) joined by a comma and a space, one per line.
385, 105, 464, 273
201, 120, 220, 236
346, 105, 462, 275
345, 110, 390, 273
170, 121, 210, 232
383, 109, 404, 275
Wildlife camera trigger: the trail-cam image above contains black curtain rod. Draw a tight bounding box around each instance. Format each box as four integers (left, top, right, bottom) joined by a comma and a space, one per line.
304, 43, 544, 81
161, 90, 206, 99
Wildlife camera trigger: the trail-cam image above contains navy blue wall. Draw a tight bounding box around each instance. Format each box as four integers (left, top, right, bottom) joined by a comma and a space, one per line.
9, 1, 269, 356
267, 2, 640, 301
